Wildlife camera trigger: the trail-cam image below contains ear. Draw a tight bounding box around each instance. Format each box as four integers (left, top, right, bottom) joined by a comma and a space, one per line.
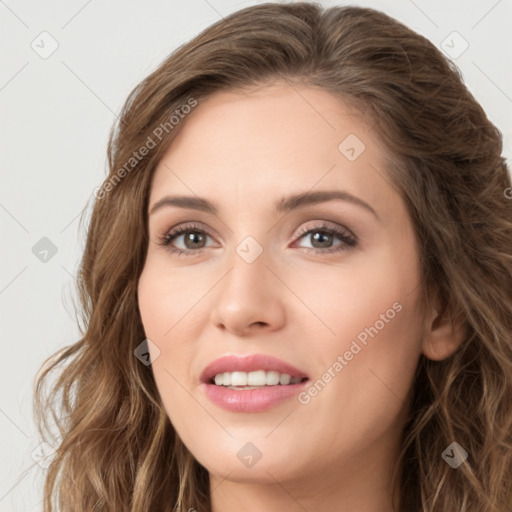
421, 297, 467, 361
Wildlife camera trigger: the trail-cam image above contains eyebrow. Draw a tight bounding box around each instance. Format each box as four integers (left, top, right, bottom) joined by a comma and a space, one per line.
149, 190, 379, 220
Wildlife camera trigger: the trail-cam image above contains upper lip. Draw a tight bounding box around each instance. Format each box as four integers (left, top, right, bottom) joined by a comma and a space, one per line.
200, 354, 309, 384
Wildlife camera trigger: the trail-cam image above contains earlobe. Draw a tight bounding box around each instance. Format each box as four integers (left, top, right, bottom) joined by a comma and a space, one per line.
421, 302, 467, 361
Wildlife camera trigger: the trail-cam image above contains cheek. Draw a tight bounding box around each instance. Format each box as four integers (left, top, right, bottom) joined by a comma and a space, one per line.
137, 262, 204, 411
291, 243, 423, 407
294, 286, 423, 456
138, 259, 165, 333
286, 245, 420, 343
138, 274, 181, 370
137, 256, 197, 339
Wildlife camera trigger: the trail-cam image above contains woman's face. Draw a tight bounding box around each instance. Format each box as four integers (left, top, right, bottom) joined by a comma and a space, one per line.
138, 82, 433, 500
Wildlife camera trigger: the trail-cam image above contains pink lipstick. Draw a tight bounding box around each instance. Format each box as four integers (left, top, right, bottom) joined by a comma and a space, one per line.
200, 354, 309, 412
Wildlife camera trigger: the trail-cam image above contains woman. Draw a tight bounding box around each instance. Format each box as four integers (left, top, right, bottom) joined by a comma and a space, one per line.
34, 2, 512, 511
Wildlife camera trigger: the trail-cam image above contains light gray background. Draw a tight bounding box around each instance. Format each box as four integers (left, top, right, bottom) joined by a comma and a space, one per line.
1, 1, 511, 510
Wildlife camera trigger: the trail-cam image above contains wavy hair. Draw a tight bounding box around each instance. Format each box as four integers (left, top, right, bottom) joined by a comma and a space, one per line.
34, 2, 512, 511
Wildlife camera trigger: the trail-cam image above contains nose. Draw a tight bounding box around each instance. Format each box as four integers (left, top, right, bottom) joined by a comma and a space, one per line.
209, 248, 286, 337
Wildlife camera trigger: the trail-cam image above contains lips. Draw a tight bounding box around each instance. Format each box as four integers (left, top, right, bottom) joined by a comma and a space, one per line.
200, 353, 309, 384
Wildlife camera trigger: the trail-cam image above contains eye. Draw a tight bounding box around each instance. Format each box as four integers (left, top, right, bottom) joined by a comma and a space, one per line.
157, 222, 216, 256
157, 220, 357, 256
292, 221, 357, 254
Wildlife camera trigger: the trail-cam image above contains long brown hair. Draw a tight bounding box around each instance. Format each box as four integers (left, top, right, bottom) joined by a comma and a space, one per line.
34, 2, 512, 511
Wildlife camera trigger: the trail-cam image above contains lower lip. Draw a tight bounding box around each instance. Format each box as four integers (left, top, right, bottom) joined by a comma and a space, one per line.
201, 380, 310, 412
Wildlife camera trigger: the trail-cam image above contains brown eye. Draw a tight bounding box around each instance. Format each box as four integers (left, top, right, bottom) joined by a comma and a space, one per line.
158, 223, 215, 255
180, 230, 207, 249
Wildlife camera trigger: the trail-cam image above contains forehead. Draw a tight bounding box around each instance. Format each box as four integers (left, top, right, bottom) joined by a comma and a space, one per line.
149, 83, 396, 217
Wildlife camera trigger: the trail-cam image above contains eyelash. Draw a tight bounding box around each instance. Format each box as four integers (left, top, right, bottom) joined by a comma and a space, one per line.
157, 221, 357, 256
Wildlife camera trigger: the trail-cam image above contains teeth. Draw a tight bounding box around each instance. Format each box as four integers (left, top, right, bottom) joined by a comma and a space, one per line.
280, 373, 291, 385
231, 371, 247, 386
212, 370, 305, 387
248, 370, 266, 386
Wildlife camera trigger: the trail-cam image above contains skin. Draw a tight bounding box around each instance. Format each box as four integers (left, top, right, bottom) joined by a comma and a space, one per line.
137, 81, 465, 512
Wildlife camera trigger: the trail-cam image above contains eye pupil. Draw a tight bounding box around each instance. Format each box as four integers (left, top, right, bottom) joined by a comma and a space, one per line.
311, 231, 333, 248
185, 231, 206, 249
